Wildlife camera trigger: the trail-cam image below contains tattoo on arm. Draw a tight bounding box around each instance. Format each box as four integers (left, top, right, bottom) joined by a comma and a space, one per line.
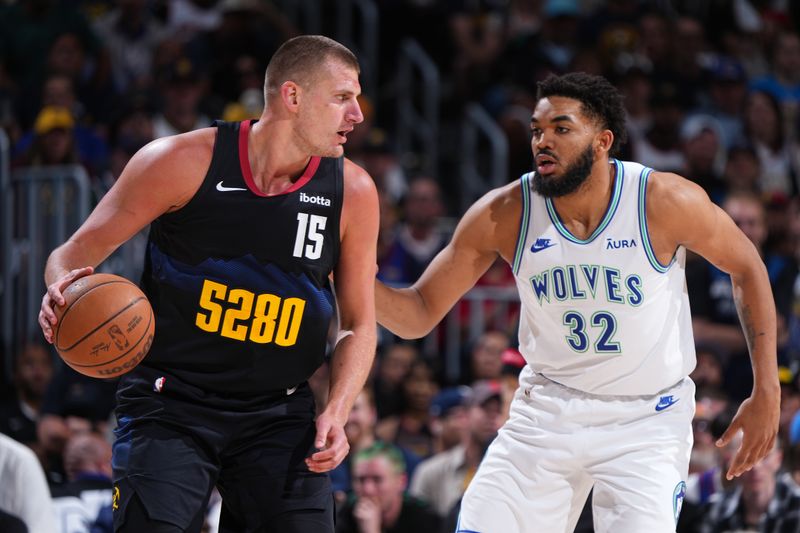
735, 299, 764, 354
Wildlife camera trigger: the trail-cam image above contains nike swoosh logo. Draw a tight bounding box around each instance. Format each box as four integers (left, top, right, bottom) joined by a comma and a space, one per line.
655, 398, 679, 411
531, 242, 556, 253
286, 386, 298, 396
216, 180, 247, 192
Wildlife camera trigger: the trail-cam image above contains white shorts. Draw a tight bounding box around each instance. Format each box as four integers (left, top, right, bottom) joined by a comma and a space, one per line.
457, 370, 694, 533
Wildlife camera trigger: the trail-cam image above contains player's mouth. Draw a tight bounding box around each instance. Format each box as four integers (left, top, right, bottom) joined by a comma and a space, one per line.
337, 128, 353, 143
535, 153, 558, 175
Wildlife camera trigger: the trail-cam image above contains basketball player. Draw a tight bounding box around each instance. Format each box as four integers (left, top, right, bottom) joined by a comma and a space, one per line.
375, 72, 780, 532
38, 35, 379, 532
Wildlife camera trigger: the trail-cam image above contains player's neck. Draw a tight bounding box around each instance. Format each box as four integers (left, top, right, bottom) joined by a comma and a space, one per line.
246, 116, 313, 194
550, 159, 616, 240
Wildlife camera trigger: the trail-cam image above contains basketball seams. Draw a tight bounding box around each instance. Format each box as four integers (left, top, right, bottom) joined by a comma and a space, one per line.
54, 279, 138, 349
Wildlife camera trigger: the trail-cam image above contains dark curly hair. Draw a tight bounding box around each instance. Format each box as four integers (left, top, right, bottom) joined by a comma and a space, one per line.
536, 72, 628, 157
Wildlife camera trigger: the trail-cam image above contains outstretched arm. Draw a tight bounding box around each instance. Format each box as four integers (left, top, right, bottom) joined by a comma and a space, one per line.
376, 183, 519, 338
649, 173, 780, 480
307, 160, 380, 473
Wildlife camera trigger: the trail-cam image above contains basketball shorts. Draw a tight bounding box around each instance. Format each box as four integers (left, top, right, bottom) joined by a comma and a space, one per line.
111, 366, 333, 533
457, 370, 694, 533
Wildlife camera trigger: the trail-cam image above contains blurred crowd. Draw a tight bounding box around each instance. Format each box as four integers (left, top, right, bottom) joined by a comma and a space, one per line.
2, 0, 800, 532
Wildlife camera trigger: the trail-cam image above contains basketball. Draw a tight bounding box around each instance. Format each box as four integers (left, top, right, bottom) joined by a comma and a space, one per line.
53, 273, 155, 378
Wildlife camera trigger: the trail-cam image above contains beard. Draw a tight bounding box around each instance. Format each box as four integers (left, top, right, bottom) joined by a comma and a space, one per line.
533, 143, 594, 197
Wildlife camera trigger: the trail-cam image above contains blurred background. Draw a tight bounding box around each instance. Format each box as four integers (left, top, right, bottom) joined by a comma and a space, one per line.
1, 1, 800, 532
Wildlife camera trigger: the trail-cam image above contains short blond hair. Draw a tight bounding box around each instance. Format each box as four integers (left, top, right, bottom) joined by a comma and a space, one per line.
264, 35, 359, 102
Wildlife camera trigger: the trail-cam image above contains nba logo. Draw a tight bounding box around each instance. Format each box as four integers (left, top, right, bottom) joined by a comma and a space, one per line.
673, 481, 686, 523
153, 376, 166, 393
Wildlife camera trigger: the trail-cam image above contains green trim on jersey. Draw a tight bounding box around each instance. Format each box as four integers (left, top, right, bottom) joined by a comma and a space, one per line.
637, 167, 675, 273
545, 159, 624, 244
513, 173, 533, 275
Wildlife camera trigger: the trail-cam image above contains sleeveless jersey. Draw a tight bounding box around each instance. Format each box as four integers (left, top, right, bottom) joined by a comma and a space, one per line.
511, 159, 696, 395
137, 120, 343, 394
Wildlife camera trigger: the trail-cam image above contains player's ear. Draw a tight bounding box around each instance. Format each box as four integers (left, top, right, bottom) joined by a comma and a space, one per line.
596, 129, 614, 154
280, 81, 301, 112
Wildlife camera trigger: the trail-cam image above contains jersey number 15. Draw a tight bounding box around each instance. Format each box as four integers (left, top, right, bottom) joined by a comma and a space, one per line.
293, 213, 327, 260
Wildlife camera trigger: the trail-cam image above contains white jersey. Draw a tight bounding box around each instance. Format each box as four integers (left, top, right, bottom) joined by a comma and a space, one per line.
512, 159, 696, 395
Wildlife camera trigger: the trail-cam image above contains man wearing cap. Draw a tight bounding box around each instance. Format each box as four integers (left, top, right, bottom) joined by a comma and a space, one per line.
428, 385, 471, 454
409, 380, 504, 518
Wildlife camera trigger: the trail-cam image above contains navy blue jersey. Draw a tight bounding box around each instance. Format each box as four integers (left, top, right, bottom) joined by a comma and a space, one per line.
134, 120, 343, 394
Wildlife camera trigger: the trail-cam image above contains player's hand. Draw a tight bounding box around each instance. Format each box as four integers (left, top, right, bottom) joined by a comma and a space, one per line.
39, 266, 94, 343
353, 496, 381, 533
716, 388, 780, 480
306, 411, 349, 473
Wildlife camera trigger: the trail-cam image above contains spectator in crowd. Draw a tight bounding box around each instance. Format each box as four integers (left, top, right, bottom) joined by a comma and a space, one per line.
700, 437, 800, 532
690, 343, 726, 393
336, 442, 440, 533
378, 176, 449, 285
697, 56, 749, 150
460, 330, 509, 385
689, 387, 730, 475
428, 386, 471, 454
92, 0, 168, 93
372, 343, 418, 420
631, 81, 686, 173
376, 359, 438, 460
331, 386, 421, 504
409, 380, 503, 519
499, 347, 526, 421
37, 365, 117, 485
680, 114, 726, 202
678, 408, 737, 533
0, 343, 54, 454
751, 30, 800, 107
151, 56, 210, 138
779, 367, 800, 446
742, 89, 800, 198
0, 431, 56, 533
51, 432, 113, 533
721, 143, 762, 195
15, 106, 83, 169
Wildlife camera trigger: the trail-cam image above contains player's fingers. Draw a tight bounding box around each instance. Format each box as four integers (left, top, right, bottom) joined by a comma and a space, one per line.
309, 447, 336, 462
715, 421, 740, 447
314, 420, 331, 450
38, 311, 54, 344
728, 446, 756, 479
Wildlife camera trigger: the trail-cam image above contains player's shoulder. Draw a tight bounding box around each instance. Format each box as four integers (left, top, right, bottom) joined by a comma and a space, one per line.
643, 170, 715, 237
130, 127, 216, 175
342, 157, 378, 197
645, 170, 710, 211
469, 177, 523, 227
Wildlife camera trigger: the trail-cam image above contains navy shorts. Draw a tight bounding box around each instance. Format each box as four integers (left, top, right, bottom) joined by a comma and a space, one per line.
111, 366, 333, 533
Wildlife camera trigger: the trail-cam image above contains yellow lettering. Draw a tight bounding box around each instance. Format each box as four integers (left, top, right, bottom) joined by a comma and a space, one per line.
220, 289, 255, 341
275, 298, 305, 346
195, 280, 226, 332
195, 279, 307, 347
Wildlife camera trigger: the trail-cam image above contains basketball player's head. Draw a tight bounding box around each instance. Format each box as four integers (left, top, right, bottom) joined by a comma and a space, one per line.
531, 72, 627, 197
264, 35, 363, 157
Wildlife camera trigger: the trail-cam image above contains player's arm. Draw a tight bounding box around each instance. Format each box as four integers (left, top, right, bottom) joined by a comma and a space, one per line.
376, 183, 516, 338
649, 172, 779, 479
39, 131, 212, 342
307, 159, 379, 473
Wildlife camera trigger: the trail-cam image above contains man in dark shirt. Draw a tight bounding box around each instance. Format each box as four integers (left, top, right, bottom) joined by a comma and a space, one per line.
336, 442, 440, 533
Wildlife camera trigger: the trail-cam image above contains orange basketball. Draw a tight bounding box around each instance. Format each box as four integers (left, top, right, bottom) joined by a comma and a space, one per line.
53, 273, 155, 378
